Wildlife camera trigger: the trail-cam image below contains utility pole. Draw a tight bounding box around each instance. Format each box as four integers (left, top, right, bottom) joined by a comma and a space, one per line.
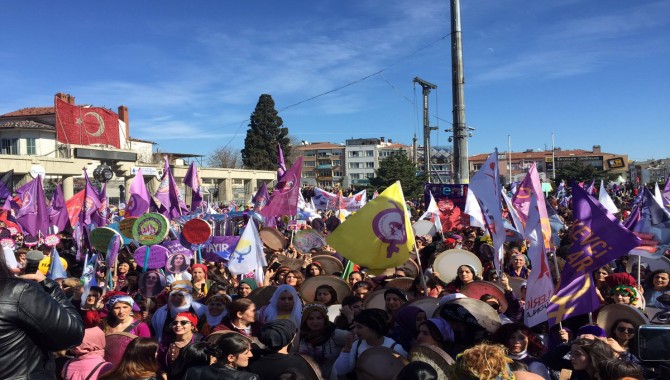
413, 76, 437, 182
412, 133, 418, 165
451, 0, 469, 184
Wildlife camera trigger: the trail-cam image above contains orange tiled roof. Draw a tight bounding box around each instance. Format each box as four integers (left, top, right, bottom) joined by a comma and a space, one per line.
0, 120, 54, 130
0, 107, 54, 117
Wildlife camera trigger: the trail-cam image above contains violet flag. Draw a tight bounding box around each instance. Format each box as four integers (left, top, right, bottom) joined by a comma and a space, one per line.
91, 182, 108, 227
252, 182, 270, 212
468, 149, 506, 273
48, 183, 70, 231
277, 143, 287, 180
183, 162, 203, 210
547, 183, 640, 327
261, 156, 303, 220
15, 175, 49, 237
585, 180, 596, 195
0, 170, 13, 205
126, 169, 151, 217
82, 171, 102, 226
155, 155, 188, 219
626, 188, 670, 259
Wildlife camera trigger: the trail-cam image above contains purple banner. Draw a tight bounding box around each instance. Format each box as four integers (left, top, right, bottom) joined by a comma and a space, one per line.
201, 236, 240, 262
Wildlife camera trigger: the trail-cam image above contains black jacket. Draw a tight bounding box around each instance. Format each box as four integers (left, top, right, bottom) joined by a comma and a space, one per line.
0, 278, 84, 379
184, 365, 260, 380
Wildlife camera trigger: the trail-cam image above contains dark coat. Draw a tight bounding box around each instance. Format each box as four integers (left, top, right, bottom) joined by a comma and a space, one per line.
0, 278, 84, 379
184, 365, 260, 380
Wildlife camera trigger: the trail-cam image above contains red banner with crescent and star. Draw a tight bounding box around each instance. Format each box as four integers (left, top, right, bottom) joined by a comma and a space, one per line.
55, 99, 121, 148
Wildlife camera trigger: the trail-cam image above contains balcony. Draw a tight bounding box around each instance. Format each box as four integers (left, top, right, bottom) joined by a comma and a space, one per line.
317, 164, 332, 169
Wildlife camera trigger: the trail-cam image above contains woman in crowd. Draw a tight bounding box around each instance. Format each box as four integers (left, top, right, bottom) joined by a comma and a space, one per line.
334, 308, 407, 377
102, 292, 151, 337
191, 264, 213, 301
415, 318, 454, 354
166, 254, 191, 284
298, 303, 347, 379
169, 342, 215, 380
607, 319, 640, 362
258, 284, 303, 328
609, 285, 642, 309
506, 253, 531, 279
593, 266, 612, 304
388, 306, 425, 352
284, 270, 304, 290
79, 286, 104, 328
334, 295, 365, 330
384, 288, 408, 318
61, 326, 114, 380
200, 294, 230, 337
157, 312, 200, 373
212, 298, 260, 338
140, 270, 166, 298
352, 280, 372, 299
568, 337, 618, 380
208, 261, 235, 290
305, 262, 324, 279
408, 275, 443, 298
235, 278, 257, 299
444, 264, 478, 293
113, 260, 132, 291
643, 269, 670, 308
183, 334, 258, 379
490, 323, 550, 379
266, 266, 291, 286
99, 337, 160, 380
314, 284, 339, 306
347, 271, 364, 288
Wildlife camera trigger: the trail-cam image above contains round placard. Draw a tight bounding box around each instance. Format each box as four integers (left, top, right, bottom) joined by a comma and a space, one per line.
43, 234, 61, 248
118, 217, 138, 240
181, 218, 212, 245
133, 244, 169, 270
132, 213, 169, 246
89, 227, 122, 252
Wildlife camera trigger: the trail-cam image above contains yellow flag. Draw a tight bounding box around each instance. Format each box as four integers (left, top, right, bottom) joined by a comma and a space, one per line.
326, 181, 414, 272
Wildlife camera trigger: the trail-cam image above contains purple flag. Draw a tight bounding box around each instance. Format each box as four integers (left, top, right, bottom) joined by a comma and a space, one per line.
15, 176, 49, 237
585, 179, 596, 195
261, 156, 303, 220
277, 143, 287, 180
252, 182, 270, 212
126, 169, 151, 217
155, 155, 188, 219
0, 170, 13, 205
183, 162, 203, 210
82, 171, 102, 226
547, 183, 640, 326
626, 188, 670, 258
662, 174, 670, 211
48, 184, 69, 231
91, 182, 108, 227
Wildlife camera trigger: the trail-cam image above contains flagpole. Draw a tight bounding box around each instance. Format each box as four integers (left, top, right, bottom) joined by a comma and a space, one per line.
412, 242, 428, 292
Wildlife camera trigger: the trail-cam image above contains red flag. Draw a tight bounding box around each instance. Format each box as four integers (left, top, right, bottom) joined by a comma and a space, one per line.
55, 99, 121, 148
66, 190, 85, 227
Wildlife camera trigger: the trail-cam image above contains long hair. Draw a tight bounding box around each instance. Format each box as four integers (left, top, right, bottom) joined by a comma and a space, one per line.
228, 298, 255, 322
98, 337, 159, 380
571, 337, 617, 375
170, 342, 215, 380
490, 322, 547, 357
262, 284, 302, 327
215, 333, 252, 364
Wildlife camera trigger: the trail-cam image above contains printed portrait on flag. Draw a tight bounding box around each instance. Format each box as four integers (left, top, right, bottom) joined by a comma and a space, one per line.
55, 99, 121, 148
424, 183, 469, 233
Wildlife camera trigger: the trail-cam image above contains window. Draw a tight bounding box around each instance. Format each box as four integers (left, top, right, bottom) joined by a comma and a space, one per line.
351, 173, 361, 179
365, 150, 374, 157
366, 162, 375, 168
25, 138, 36, 155
332, 160, 341, 166
349, 151, 360, 158
304, 161, 316, 167
349, 162, 360, 169
366, 173, 375, 179
333, 171, 342, 176
1, 139, 18, 155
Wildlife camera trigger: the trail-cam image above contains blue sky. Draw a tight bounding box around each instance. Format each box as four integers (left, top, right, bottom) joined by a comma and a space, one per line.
1, 0, 668, 161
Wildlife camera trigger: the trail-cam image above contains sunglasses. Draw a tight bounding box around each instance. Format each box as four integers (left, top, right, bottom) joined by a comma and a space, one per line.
171, 320, 192, 327
616, 326, 635, 334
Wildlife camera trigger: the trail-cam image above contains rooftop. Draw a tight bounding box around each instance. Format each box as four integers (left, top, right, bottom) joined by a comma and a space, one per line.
0, 107, 54, 117
0, 120, 55, 130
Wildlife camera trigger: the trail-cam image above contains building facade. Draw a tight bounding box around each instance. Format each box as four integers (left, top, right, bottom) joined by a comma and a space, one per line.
344, 137, 410, 187
627, 158, 669, 185
469, 145, 629, 184
0, 93, 275, 206
292, 142, 345, 188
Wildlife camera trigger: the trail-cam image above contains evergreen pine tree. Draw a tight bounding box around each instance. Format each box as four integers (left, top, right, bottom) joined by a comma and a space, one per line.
241, 94, 291, 170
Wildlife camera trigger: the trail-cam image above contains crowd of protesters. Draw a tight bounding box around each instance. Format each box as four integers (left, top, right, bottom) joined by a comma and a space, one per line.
0, 180, 668, 380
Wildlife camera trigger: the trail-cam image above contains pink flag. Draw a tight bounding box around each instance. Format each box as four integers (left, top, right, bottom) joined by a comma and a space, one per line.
15, 176, 49, 237
91, 182, 108, 227
183, 162, 203, 210
261, 156, 303, 219
126, 169, 150, 217
511, 163, 553, 250
82, 171, 102, 226
48, 183, 70, 231
468, 150, 506, 273
277, 143, 287, 180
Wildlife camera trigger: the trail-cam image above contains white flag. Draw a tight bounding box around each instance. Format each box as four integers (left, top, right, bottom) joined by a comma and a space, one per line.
598, 180, 619, 215
228, 219, 266, 276
469, 150, 506, 272
464, 187, 486, 229
523, 193, 554, 327
654, 182, 664, 208
419, 192, 443, 234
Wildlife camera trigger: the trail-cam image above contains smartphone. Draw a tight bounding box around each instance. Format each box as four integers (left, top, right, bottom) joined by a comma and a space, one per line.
269, 261, 282, 271
638, 324, 670, 361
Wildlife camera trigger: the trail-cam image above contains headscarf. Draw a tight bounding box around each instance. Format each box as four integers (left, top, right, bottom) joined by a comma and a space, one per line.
239, 278, 258, 291
427, 318, 455, 342
169, 286, 193, 317
191, 263, 209, 278
176, 311, 199, 328
204, 294, 229, 326
105, 293, 135, 311
71, 327, 106, 357
263, 284, 303, 328
392, 306, 423, 349
300, 303, 335, 346
260, 319, 297, 351
354, 308, 391, 337
384, 288, 408, 302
